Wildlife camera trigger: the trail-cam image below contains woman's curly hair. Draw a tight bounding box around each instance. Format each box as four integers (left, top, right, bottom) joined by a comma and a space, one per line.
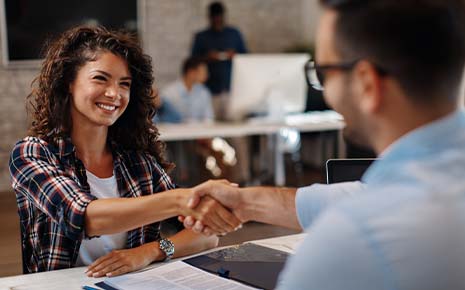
28, 25, 173, 171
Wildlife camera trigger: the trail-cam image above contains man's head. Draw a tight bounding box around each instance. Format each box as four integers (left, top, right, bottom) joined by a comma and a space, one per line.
315, 0, 465, 151
208, 1, 226, 31
182, 57, 209, 84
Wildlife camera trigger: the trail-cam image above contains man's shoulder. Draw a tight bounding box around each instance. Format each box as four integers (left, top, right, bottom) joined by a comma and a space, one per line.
194, 29, 211, 38
335, 183, 424, 219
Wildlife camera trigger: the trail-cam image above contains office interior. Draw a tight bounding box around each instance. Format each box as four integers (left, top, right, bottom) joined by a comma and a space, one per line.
1, 0, 465, 283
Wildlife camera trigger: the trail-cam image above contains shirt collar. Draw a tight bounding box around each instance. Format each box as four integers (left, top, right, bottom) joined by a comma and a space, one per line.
362, 109, 465, 183
49, 130, 123, 161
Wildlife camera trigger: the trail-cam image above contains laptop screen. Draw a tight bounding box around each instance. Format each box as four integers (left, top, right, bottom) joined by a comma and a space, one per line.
326, 159, 376, 184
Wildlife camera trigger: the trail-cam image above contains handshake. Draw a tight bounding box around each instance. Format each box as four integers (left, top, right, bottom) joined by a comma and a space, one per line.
178, 180, 248, 236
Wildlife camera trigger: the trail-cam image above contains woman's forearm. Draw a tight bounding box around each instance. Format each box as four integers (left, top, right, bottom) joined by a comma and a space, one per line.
85, 188, 191, 236
170, 229, 219, 259
145, 229, 219, 263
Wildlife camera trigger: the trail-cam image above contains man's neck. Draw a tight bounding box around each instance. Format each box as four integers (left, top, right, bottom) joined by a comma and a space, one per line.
183, 77, 195, 92
210, 26, 224, 32
373, 104, 457, 154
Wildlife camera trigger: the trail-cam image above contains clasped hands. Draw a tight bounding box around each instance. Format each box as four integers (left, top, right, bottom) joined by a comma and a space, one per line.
85, 180, 244, 278
179, 179, 246, 236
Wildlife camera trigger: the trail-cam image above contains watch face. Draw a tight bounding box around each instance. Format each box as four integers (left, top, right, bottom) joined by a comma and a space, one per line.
160, 238, 175, 257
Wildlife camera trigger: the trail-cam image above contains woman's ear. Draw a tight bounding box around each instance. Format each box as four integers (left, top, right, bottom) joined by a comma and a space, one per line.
69, 83, 74, 98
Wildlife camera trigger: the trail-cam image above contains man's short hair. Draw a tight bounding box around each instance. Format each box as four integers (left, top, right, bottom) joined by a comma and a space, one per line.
209, 1, 225, 17
320, 0, 465, 103
182, 57, 206, 76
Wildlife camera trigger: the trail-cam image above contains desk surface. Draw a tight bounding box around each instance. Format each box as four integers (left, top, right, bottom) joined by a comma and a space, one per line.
0, 234, 306, 290
158, 111, 344, 141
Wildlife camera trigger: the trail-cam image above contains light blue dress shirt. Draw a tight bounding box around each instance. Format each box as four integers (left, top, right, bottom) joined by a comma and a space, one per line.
160, 79, 214, 123
278, 110, 465, 290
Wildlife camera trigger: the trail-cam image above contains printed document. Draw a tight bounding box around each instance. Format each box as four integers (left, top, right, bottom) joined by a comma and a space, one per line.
104, 261, 258, 290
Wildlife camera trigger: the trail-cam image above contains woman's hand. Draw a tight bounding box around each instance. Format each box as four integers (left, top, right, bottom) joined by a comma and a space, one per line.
86, 242, 160, 278
182, 195, 242, 235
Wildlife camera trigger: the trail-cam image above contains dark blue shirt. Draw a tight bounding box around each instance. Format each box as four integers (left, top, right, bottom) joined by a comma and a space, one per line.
191, 26, 247, 95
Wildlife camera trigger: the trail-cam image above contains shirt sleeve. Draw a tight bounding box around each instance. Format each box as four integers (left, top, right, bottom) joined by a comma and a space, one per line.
276, 208, 387, 290
9, 138, 97, 241
295, 181, 366, 228
150, 157, 176, 194
191, 33, 203, 56
235, 30, 247, 53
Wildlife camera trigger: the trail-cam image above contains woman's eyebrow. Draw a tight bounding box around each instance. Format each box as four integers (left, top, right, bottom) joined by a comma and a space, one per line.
91, 69, 132, 80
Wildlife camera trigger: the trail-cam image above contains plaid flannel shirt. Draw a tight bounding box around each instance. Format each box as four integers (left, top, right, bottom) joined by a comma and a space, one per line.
9, 136, 175, 273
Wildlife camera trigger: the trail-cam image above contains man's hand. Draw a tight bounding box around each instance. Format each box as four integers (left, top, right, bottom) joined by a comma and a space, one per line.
182, 195, 242, 235
226, 49, 236, 59
207, 50, 220, 61
188, 179, 242, 212
86, 243, 158, 278
181, 179, 246, 235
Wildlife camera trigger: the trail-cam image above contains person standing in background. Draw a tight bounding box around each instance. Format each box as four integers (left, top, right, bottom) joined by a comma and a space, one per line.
191, 1, 247, 119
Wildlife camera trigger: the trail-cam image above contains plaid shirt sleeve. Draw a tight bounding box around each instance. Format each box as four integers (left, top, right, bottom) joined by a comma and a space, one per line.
152, 161, 176, 193
9, 137, 97, 241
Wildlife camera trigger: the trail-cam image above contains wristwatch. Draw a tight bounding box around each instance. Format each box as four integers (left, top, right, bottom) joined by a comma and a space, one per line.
158, 238, 175, 261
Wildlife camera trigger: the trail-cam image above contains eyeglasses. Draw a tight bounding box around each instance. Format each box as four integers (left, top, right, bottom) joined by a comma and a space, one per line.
305, 59, 389, 91
304, 59, 359, 91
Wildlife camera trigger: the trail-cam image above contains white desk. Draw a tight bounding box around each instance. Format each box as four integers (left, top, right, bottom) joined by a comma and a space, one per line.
158, 111, 345, 185
0, 234, 306, 290
158, 111, 344, 141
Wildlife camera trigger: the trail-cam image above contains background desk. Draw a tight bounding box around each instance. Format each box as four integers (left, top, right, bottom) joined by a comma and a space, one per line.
158, 111, 345, 185
0, 234, 306, 290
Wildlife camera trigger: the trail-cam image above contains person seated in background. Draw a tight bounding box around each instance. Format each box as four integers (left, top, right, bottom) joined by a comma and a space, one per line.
156, 57, 236, 185
182, 0, 465, 289
157, 57, 214, 123
8, 25, 240, 276
153, 97, 183, 124
191, 1, 247, 118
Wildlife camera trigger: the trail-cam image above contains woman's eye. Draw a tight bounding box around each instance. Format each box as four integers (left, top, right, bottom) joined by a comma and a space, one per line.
120, 82, 131, 88
93, 75, 107, 81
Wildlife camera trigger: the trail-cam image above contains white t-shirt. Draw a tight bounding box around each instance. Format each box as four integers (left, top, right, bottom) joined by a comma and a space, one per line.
75, 170, 127, 266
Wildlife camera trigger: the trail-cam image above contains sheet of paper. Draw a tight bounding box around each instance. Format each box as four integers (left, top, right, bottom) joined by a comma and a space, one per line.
105, 261, 258, 290
248, 233, 306, 254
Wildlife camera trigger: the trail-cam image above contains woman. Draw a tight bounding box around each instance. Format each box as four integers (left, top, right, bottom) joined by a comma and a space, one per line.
9, 25, 240, 276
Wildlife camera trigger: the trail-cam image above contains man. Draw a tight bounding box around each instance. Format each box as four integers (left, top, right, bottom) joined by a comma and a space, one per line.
157, 57, 214, 123
191, 1, 247, 118
185, 0, 465, 288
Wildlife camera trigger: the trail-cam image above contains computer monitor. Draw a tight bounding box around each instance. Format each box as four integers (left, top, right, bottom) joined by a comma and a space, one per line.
227, 54, 310, 121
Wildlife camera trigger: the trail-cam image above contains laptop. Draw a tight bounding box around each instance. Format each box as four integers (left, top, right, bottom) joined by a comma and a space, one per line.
326, 158, 377, 184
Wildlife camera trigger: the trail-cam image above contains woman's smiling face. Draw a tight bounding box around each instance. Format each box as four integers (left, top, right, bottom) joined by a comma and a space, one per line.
69, 51, 132, 129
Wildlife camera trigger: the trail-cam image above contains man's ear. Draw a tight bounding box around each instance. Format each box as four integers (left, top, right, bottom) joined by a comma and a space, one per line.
352, 60, 384, 114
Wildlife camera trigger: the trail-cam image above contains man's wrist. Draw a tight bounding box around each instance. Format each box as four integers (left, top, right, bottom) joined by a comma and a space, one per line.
236, 187, 252, 222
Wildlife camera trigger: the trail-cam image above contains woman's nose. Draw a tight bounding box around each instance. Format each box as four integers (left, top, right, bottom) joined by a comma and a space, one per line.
104, 85, 118, 98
